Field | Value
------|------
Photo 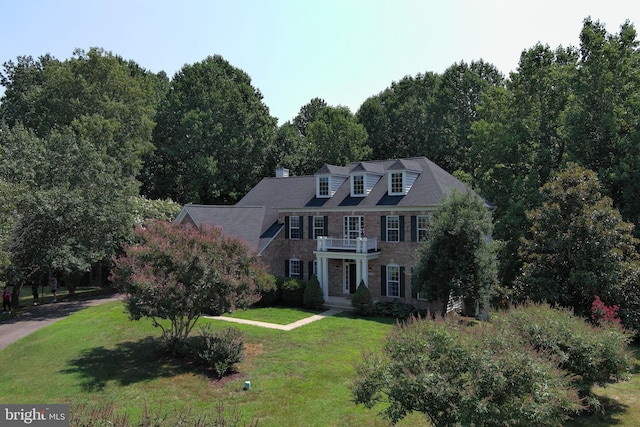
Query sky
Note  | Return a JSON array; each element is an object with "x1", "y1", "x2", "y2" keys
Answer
[{"x1": 1, "y1": 0, "x2": 639, "y2": 124}]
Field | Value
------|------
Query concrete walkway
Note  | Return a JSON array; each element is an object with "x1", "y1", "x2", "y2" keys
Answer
[{"x1": 204, "y1": 308, "x2": 344, "y2": 331}]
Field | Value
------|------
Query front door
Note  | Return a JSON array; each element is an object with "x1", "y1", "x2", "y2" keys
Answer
[{"x1": 344, "y1": 261, "x2": 357, "y2": 294}]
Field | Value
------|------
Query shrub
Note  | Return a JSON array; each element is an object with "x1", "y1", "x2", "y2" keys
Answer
[
  {"x1": 351, "y1": 280, "x2": 374, "y2": 315},
  {"x1": 374, "y1": 301, "x2": 417, "y2": 320},
  {"x1": 303, "y1": 275, "x2": 325, "y2": 309},
  {"x1": 281, "y1": 277, "x2": 306, "y2": 307},
  {"x1": 493, "y1": 303, "x2": 634, "y2": 412},
  {"x1": 197, "y1": 325, "x2": 245, "y2": 379},
  {"x1": 353, "y1": 315, "x2": 582, "y2": 426},
  {"x1": 255, "y1": 274, "x2": 282, "y2": 307},
  {"x1": 591, "y1": 295, "x2": 622, "y2": 327}
]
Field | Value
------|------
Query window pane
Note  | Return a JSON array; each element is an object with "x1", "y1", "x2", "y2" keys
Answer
[
  {"x1": 353, "y1": 175, "x2": 364, "y2": 195},
  {"x1": 387, "y1": 215, "x2": 399, "y2": 242},
  {"x1": 391, "y1": 172, "x2": 403, "y2": 193},
  {"x1": 313, "y1": 216, "x2": 325, "y2": 239},
  {"x1": 387, "y1": 265, "x2": 400, "y2": 297},
  {"x1": 319, "y1": 177, "x2": 329, "y2": 196},
  {"x1": 290, "y1": 216, "x2": 300, "y2": 239},
  {"x1": 417, "y1": 215, "x2": 429, "y2": 242}
]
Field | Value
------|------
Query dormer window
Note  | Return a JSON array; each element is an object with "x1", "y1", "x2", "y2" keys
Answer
[
  {"x1": 317, "y1": 176, "x2": 330, "y2": 198},
  {"x1": 389, "y1": 171, "x2": 405, "y2": 195},
  {"x1": 351, "y1": 174, "x2": 365, "y2": 197}
]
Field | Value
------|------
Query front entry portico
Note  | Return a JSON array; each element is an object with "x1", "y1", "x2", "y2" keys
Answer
[{"x1": 314, "y1": 236, "x2": 380, "y2": 300}]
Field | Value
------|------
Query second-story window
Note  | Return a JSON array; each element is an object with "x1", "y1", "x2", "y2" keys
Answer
[
  {"x1": 417, "y1": 215, "x2": 429, "y2": 242},
  {"x1": 344, "y1": 216, "x2": 364, "y2": 240},
  {"x1": 352, "y1": 174, "x2": 365, "y2": 196},
  {"x1": 386, "y1": 215, "x2": 400, "y2": 242},
  {"x1": 289, "y1": 216, "x2": 301, "y2": 239},
  {"x1": 313, "y1": 216, "x2": 325, "y2": 239}
]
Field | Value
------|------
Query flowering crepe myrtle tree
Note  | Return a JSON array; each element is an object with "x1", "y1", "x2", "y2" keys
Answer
[{"x1": 110, "y1": 220, "x2": 273, "y2": 349}]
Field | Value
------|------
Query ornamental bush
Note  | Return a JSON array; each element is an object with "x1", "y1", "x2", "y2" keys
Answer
[
  {"x1": 197, "y1": 325, "x2": 245, "y2": 379},
  {"x1": 353, "y1": 314, "x2": 582, "y2": 426},
  {"x1": 351, "y1": 280, "x2": 374, "y2": 315},
  {"x1": 493, "y1": 303, "x2": 634, "y2": 411},
  {"x1": 281, "y1": 277, "x2": 306, "y2": 307},
  {"x1": 303, "y1": 275, "x2": 325, "y2": 309}
]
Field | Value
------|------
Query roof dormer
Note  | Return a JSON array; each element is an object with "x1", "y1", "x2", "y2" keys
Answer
[
  {"x1": 349, "y1": 162, "x2": 384, "y2": 197},
  {"x1": 387, "y1": 160, "x2": 420, "y2": 196},
  {"x1": 315, "y1": 164, "x2": 349, "y2": 198}
]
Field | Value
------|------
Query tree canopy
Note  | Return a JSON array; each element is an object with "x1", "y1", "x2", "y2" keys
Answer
[{"x1": 413, "y1": 190, "x2": 497, "y2": 315}]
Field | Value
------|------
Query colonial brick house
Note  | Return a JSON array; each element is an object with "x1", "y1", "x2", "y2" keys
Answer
[{"x1": 175, "y1": 157, "x2": 487, "y2": 310}]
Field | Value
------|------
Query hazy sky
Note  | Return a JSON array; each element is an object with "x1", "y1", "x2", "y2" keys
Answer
[{"x1": 1, "y1": 0, "x2": 639, "y2": 123}]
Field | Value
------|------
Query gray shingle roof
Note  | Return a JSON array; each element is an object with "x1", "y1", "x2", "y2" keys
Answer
[{"x1": 175, "y1": 157, "x2": 488, "y2": 250}]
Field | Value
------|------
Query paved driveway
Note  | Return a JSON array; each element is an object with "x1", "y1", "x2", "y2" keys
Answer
[{"x1": 0, "y1": 294, "x2": 121, "y2": 350}]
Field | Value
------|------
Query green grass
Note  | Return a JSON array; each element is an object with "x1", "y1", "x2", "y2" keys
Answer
[
  {"x1": 223, "y1": 306, "x2": 324, "y2": 324},
  {"x1": 0, "y1": 302, "x2": 638, "y2": 426}
]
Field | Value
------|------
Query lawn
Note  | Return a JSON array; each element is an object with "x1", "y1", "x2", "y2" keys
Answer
[{"x1": 0, "y1": 302, "x2": 638, "y2": 426}]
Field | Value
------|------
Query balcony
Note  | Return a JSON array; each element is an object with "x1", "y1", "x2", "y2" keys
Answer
[{"x1": 316, "y1": 236, "x2": 378, "y2": 253}]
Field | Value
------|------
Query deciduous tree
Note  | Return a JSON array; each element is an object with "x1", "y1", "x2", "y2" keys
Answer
[
  {"x1": 516, "y1": 163, "x2": 640, "y2": 330},
  {"x1": 110, "y1": 220, "x2": 273, "y2": 350},
  {"x1": 413, "y1": 190, "x2": 497, "y2": 315}
]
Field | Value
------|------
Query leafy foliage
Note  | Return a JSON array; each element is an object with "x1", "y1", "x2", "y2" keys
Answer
[
  {"x1": 110, "y1": 220, "x2": 272, "y2": 351},
  {"x1": 303, "y1": 275, "x2": 324, "y2": 309},
  {"x1": 494, "y1": 303, "x2": 634, "y2": 411},
  {"x1": 280, "y1": 277, "x2": 306, "y2": 307},
  {"x1": 413, "y1": 189, "x2": 497, "y2": 315},
  {"x1": 351, "y1": 280, "x2": 374, "y2": 315},
  {"x1": 353, "y1": 307, "x2": 584, "y2": 426},
  {"x1": 196, "y1": 325, "x2": 245, "y2": 379},
  {"x1": 516, "y1": 163, "x2": 640, "y2": 330}
]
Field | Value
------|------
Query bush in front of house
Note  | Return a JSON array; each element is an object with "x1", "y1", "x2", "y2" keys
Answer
[
  {"x1": 196, "y1": 325, "x2": 246, "y2": 379},
  {"x1": 303, "y1": 275, "x2": 325, "y2": 309},
  {"x1": 351, "y1": 280, "x2": 374, "y2": 315},
  {"x1": 493, "y1": 303, "x2": 634, "y2": 412},
  {"x1": 374, "y1": 301, "x2": 418, "y2": 320},
  {"x1": 353, "y1": 310, "x2": 583, "y2": 426},
  {"x1": 281, "y1": 277, "x2": 306, "y2": 307},
  {"x1": 255, "y1": 274, "x2": 282, "y2": 307}
]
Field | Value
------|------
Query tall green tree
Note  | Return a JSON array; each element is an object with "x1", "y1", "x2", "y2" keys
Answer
[
  {"x1": 413, "y1": 190, "x2": 497, "y2": 315},
  {"x1": 304, "y1": 105, "x2": 371, "y2": 170},
  {"x1": 0, "y1": 48, "x2": 163, "y2": 177},
  {"x1": 565, "y1": 18, "x2": 640, "y2": 229},
  {"x1": 516, "y1": 163, "x2": 640, "y2": 330},
  {"x1": 143, "y1": 55, "x2": 277, "y2": 205},
  {"x1": 1, "y1": 126, "x2": 138, "y2": 297},
  {"x1": 470, "y1": 44, "x2": 578, "y2": 288}
]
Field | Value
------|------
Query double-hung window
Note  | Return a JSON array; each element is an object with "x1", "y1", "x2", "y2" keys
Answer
[
  {"x1": 318, "y1": 176, "x2": 329, "y2": 197},
  {"x1": 386, "y1": 264, "x2": 400, "y2": 297},
  {"x1": 390, "y1": 172, "x2": 404, "y2": 195},
  {"x1": 313, "y1": 216, "x2": 325, "y2": 239},
  {"x1": 386, "y1": 215, "x2": 400, "y2": 242},
  {"x1": 352, "y1": 174, "x2": 365, "y2": 196},
  {"x1": 289, "y1": 216, "x2": 301, "y2": 239},
  {"x1": 289, "y1": 259, "x2": 301, "y2": 278},
  {"x1": 417, "y1": 215, "x2": 429, "y2": 242}
]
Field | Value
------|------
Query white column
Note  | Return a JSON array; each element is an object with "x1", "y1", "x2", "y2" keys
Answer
[
  {"x1": 355, "y1": 259, "x2": 362, "y2": 289},
  {"x1": 320, "y1": 257, "x2": 329, "y2": 299},
  {"x1": 362, "y1": 258, "x2": 369, "y2": 287}
]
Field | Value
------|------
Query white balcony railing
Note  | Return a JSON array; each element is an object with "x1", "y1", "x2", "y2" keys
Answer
[{"x1": 316, "y1": 236, "x2": 378, "y2": 253}]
